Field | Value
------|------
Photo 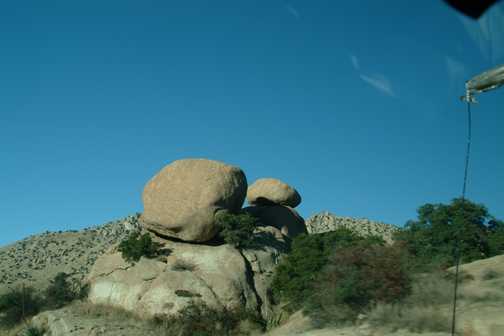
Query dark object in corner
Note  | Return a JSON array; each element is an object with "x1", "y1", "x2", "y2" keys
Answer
[{"x1": 444, "y1": 0, "x2": 501, "y2": 19}]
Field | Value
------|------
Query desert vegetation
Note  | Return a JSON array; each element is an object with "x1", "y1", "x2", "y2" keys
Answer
[
  {"x1": 2, "y1": 198, "x2": 504, "y2": 335},
  {"x1": 270, "y1": 198, "x2": 504, "y2": 333},
  {"x1": 0, "y1": 272, "x2": 88, "y2": 331}
]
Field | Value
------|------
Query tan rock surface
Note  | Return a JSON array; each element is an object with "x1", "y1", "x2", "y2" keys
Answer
[
  {"x1": 247, "y1": 178, "x2": 301, "y2": 208},
  {"x1": 140, "y1": 158, "x2": 247, "y2": 242}
]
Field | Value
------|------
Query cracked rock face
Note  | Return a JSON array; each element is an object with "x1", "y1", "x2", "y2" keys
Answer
[
  {"x1": 140, "y1": 159, "x2": 248, "y2": 243},
  {"x1": 86, "y1": 226, "x2": 288, "y2": 321}
]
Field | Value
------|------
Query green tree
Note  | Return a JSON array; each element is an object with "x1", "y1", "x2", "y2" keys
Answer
[
  {"x1": 395, "y1": 198, "x2": 499, "y2": 268},
  {"x1": 488, "y1": 219, "x2": 504, "y2": 256},
  {"x1": 44, "y1": 272, "x2": 75, "y2": 309},
  {"x1": 215, "y1": 212, "x2": 257, "y2": 249}
]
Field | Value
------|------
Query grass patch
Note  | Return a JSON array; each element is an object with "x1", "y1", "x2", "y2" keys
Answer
[
  {"x1": 367, "y1": 303, "x2": 450, "y2": 333},
  {"x1": 366, "y1": 271, "x2": 454, "y2": 333}
]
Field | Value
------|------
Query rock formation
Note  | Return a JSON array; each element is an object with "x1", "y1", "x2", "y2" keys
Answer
[
  {"x1": 305, "y1": 211, "x2": 398, "y2": 244},
  {"x1": 247, "y1": 178, "x2": 301, "y2": 208},
  {"x1": 140, "y1": 159, "x2": 247, "y2": 242},
  {"x1": 244, "y1": 178, "x2": 306, "y2": 238},
  {"x1": 86, "y1": 226, "x2": 288, "y2": 321}
]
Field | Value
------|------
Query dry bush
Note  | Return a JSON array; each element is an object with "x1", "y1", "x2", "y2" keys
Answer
[
  {"x1": 407, "y1": 271, "x2": 454, "y2": 306},
  {"x1": 367, "y1": 271, "x2": 454, "y2": 333},
  {"x1": 367, "y1": 303, "x2": 451, "y2": 333}
]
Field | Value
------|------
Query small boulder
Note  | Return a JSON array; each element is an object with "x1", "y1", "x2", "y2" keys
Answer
[
  {"x1": 247, "y1": 178, "x2": 301, "y2": 208},
  {"x1": 140, "y1": 159, "x2": 247, "y2": 242},
  {"x1": 243, "y1": 205, "x2": 307, "y2": 238}
]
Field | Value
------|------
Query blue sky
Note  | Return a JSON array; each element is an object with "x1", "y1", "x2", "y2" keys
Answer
[{"x1": 1, "y1": 1, "x2": 503, "y2": 247}]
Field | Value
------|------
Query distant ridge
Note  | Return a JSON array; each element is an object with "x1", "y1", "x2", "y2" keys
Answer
[{"x1": 305, "y1": 211, "x2": 398, "y2": 244}]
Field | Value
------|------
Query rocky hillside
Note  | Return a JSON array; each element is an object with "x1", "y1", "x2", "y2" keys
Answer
[
  {"x1": 0, "y1": 211, "x2": 398, "y2": 298},
  {"x1": 0, "y1": 214, "x2": 141, "y2": 296},
  {"x1": 306, "y1": 211, "x2": 398, "y2": 244}
]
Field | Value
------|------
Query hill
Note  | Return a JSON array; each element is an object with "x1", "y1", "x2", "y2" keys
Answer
[{"x1": 0, "y1": 215, "x2": 141, "y2": 297}]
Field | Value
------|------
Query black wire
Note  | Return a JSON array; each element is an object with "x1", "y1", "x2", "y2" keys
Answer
[
  {"x1": 451, "y1": 101, "x2": 472, "y2": 336},
  {"x1": 462, "y1": 101, "x2": 472, "y2": 202}
]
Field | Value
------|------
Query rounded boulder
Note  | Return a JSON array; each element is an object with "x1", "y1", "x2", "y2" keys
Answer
[
  {"x1": 140, "y1": 158, "x2": 247, "y2": 242},
  {"x1": 247, "y1": 178, "x2": 301, "y2": 208}
]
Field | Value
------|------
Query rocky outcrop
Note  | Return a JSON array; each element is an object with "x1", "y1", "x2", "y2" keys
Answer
[
  {"x1": 247, "y1": 178, "x2": 301, "y2": 208},
  {"x1": 86, "y1": 227, "x2": 288, "y2": 321},
  {"x1": 140, "y1": 159, "x2": 247, "y2": 242},
  {"x1": 305, "y1": 212, "x2": 397, "y2": 244},
  {"x1": 244, "y1": 205, "x2": 307, "y2": 238}
]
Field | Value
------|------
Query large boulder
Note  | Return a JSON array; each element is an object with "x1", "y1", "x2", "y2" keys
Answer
[
  {"x1": 247, "y1": 178, "x2": 301, "y2": 208},
  {"x1": 140, "y1": 159, "x2": 247, "y2": 242},
  {"x1": 86, "y1": 229, "x2": 288, "y2": 321},
  {"x1": 243, "y1": 205, "x2": 307, "y2": 238}
]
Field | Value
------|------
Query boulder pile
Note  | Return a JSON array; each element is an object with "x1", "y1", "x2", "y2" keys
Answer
[
  {"x1": 86, "y1": 158, "x2": 306, "y2": 322},
  {"x1": 244, "y1": 178, "x2": 306, "y2": 238}
]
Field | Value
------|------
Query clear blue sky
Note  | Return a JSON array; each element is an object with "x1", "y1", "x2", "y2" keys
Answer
[{"x1": 1, "y1": 1, "x2": 503, "y2": 247}]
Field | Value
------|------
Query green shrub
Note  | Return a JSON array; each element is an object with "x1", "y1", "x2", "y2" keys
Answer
[
  {"x1": 118, "y1": 232, "x2": 162, "y2": 263},
  {"x1": 304, "y1": 243, "x2": 411, "y2": 326},
  {"x1": 270, "y1": 228, "x2": 384, "y2": 311},
  {"x1": 44, "y1": 272, "x2": 76, "y2": 309},
  {"x1": 215, "y1": 212, "x2": 257, "y2": 249},
  {"x1": 488, "y1": 219, "x2": 504, "y2": 256},
  {"x1": 0, "y1": 286, "x2": 43, "y2": 328}
]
